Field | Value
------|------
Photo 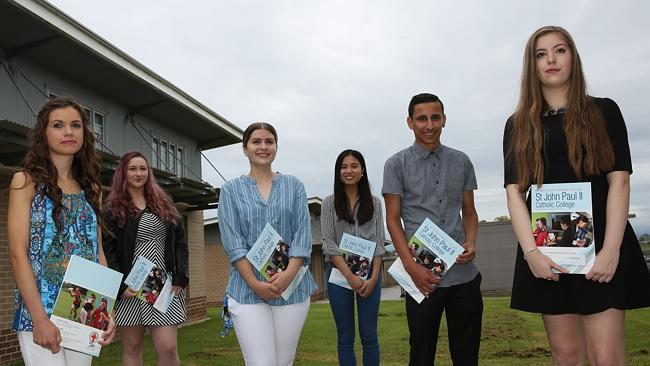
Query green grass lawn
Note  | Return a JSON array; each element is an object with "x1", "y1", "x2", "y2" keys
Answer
[{"x1": 90, "y1": 297, "x2": 650, "y2": 366}]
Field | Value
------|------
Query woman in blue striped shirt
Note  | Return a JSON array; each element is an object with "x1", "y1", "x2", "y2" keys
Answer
[{"x1": 218, "y1": 122, "x2": 317, "y2": 366}]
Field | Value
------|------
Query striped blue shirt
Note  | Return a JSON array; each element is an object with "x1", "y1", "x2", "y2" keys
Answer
[{"x1": 218, "y1": 173, "x2": 317, "y2": 305}]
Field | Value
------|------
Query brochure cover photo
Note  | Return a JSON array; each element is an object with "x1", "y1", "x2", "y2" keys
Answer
[
  {"x1": 123, "y1": 255, "x2": 175, "y2": 313},
  {"x1": 408, "y1": 218, "x2": 464, "y2": 278},
  {"x1": 531, "y1": 182, "x2": 595, "y2": 274},
  {"x1": 246, "y1": 223, "x2": 307, "y2": 300},
  {"x1": 50, "y1": 255, "x2": 122, "y2": 357},
  {"x1": 388, "y1": 218, "x2": 465, "y2": 303},
  {"x1": 328, "y1": 233, "x2": 377, "y2": 290}
]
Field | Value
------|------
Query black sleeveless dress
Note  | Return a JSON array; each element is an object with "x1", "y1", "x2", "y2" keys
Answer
[{"x1": 503, "y1": 97, "x2": 650, "y2": 315}]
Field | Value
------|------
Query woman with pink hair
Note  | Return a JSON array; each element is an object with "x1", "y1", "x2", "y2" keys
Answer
[{"x1": 103, "y1": 151, "x2": 188, "y2": 366}]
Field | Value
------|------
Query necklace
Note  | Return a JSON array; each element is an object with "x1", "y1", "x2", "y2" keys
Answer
[{"x1": 543, "y1": 107, "x2": 567, "y2": 116}]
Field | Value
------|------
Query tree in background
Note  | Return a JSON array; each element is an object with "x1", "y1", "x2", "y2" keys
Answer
[{"x1": 639, "y1": 234, "x2": 650, "y2": 246}]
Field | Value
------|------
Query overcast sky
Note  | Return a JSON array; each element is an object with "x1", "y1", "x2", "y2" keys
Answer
[{"x1": 49, "y1": 0, "x2": 650, "y2": 234}]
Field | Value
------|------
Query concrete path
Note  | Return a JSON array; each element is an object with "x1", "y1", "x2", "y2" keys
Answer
[{"x1": 380, "y1": 285, "x2": 403, "y2": 301}]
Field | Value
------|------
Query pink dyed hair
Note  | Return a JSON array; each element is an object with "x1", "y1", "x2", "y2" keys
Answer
[{"x1": 106, "y1": 151, "x2": 178, "y2": 227}]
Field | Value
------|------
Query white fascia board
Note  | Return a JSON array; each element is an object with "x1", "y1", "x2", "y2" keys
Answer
[
  {"x1": 308, "y1": 197, "x2": 322, "y2": 205},
  {"x1": 11, "y1": 0, "x2": 243, "y2": 141},
  {"x1": 204, "y1": 217, "x2": 219, "y2": 226}
]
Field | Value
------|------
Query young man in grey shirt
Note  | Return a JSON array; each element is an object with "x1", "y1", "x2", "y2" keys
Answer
[{"x1": 382, "y1": 93, "x2": 483, "y2": 365}]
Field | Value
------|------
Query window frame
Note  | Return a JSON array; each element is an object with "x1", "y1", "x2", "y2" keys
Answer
[{"x1": 151, "y1": 133, "x2": 185, "y2": 177}]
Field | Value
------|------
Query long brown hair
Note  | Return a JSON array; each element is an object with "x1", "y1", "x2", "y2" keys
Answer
[
  {"x1": 21, "y1": 96, "x2": 103, "y2": 233},
  {"x1": 507, "y1": 26, "x2": 614, "y2": 190}
]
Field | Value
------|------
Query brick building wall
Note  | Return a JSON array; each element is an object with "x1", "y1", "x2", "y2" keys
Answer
[
  {"x1": 184, "y1": 210, "x2": 208, "y2": 323},
  {"x1": 310, "y1": 245, "x2": 326, "y2": 301},
  {"x1": 204, "y1": 244, "x2": 231, "y2": 307},
  {"x1": 0, "y1": 166, "x2": 21, "y2": 365}
]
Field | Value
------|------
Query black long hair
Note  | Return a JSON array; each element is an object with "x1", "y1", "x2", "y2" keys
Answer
[{"x1": 333, "y1": 149, "x2": 374, "y2": 225}]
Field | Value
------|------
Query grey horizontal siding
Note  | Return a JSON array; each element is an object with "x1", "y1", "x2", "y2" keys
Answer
[{"x1": 0, "y1": 57, "x2": 200, "y2": 176}]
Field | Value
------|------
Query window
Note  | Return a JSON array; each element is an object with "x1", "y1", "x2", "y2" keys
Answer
[
  {"x1": 161, "y1": 140, "x2": 169, "y2": 170},
  {"x1": 83, "y1": 108, "x2": 105, "y2": 146},
  {"x1": 176, "y1": 146, "x2": 184, "y2": 177},
  {"x1": 151, "y1": 137, "x2": 160, "y2": 169},
  {"x1": 169, "y1": 143, "x2": 177, "y2": 174},
  {"x1": 79, "y1": 107, "x2": 105, "y2": 145},
  {"x1": 92, "y1": 111, "x2": 105, "y2": 145},
  {"x1": 47, "y1": 92, "x2": 105, "y2": 146},
  {"x1": 151, "y1": 134, "x2": 185, "y2": 177}
]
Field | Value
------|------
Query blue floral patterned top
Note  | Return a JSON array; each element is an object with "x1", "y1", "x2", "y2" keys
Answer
[{"x1": 13, "y1": 187, "x2": 99, "y2": 332}]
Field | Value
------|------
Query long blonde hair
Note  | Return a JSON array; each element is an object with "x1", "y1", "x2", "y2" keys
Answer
[{"x1": 507, "y1": 26, "x2": 614, "y2": 190}]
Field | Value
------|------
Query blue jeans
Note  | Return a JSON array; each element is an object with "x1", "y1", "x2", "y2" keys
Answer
[{"x1": 327, "y1": 263, "x2": 381, "y2": 366}]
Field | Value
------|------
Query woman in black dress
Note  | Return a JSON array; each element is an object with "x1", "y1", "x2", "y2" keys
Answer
[{"x1": 503, "y1": 26, "x2": 650, "y2": 365}]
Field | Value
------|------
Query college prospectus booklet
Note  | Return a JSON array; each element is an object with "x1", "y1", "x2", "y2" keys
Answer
[
  {"x1": 123, "y1": 255, "x2": 175, "y2": 313},
  {"x1": 246, "y1": 223, "x2": 308, "y2": 300},
  {"x1": 531, "y1": 182, "x2": 595, "y2": 274},
  {"x1": 50, "y1": 255, "x2": 122, "y2": 357},
  {"x1": 388, "y1": 218, "x2": 465, "y2": 303},
  {"x1": 387, "y1": 257, "x2": 425, "y2": 303},
  {"x1": 328, "y1": 233, "x2": 377, "y2": 290}
]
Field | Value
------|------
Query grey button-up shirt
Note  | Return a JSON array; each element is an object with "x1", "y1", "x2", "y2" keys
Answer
[{"x1": 382, "y1": 142, "x2": 479, "y2": 287}]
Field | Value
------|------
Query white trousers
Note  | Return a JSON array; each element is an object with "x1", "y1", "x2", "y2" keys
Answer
[
  {"x1": 228, "y1": 296, "x2": 310, "y2": 366},
  {"x1": 17, "y1": 331, "x2": 92, "y2": 366}
]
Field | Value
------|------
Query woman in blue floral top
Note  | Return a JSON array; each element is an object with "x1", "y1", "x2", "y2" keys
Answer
[{"x1": 8, "y1": 97, "x2": 115, "y2": 366}]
